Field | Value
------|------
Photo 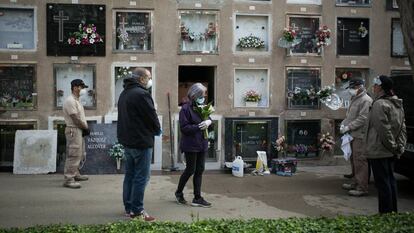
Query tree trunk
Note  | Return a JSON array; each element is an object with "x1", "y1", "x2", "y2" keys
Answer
[{"x1": 397, "y1": 0, "x2": 414, "y2": 71}]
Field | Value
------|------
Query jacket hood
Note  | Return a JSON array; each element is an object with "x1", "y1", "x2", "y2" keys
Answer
[
  {"x1": 385, "y1": 95, "x2": 403, "y2": 109},
  {"x1": 123, "y1": 77, "x2": 144, "y2": 89}
]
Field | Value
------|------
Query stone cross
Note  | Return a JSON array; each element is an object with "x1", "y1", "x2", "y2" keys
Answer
[
  {"x1": 339, "y1": 24, "x2": 348, "y2": 48},
  {"x1": 53, "y1": 10, "x2": 69, "y2": 42},
  {"x1": 119, "y1": 16, "x2": 128, "y2": 29}
]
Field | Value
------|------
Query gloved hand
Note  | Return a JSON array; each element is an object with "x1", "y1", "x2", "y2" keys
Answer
[
  {"x1": 198, "y1": 120, "x2": 212, "y2": 130},
  {"x1": 340, "y1": 125, "x2": 350, "y2": 134},
  {"x1": 82, "y1": 128, "x2": 90, "y2": 137}
]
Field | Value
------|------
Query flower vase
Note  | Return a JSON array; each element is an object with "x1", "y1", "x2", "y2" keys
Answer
[
  {"x1": 245, "y1": 101, "x2": 258, "y2": 107},
  {"x1": 182, "y1": 40, "x2": 187, "y2": 51},
  {"x1": 143, "y1": 39, "x2": 148, "y2": 50},
  {"x1": 209, "y1": 39, "x2": 214, "y2": 51},
  {"x1": 119, "y1": 42, "x2": 124, "y2": 50},
  {"x1": 202, "y1": 40, "x2": 207, "y2": 52},
  {"x1": 116, "y1": 158, "x2": 121, "y2": 170}
]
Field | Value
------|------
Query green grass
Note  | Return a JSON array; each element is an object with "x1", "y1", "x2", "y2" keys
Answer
[{"x1": 1, "y1": 213, "x2": 413, "y2": 233}]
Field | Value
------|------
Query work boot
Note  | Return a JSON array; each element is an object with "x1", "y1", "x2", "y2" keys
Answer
[
  {"x1": 74, "y1": 175, "x2": 89, "y2": 181},
  {"x1": 63, "y1": 181, "x2": 81, "y2": 189}
]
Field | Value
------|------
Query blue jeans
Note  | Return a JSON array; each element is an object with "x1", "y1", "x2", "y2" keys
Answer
[{"x1": 123, "y1": 147, "x2": 152, "y2": 214}]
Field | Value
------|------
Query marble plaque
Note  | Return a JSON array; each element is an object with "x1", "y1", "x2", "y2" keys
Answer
[
  {"x1": 46, "y1": 3, "x2": 106, "y2": 56},
  {"x1": 13, "y1": 130, "x2": 57, "y2": 174},
  {"x1": 336, "y1": 0, "x2": 371, "y2": 5},
  {"x1": 235, "y1": 15, "x2": 269, "y2": 52},
  {"x1": 115, "y1": 11, "x2": 152, "y2": 51},
  {"x1": 54, "y1": 64, "x2": 96, "y2": 109},
  {"x1": 234, "y1": 69, "x2": 269, "y2": 107},
  {"x1": 337, "y1": 18, "x2": 369, "y2": 56},
  {"x1": 0, "y1": 8, "x2": 35, "y2": 50},
  {"x1": 286, "y1": 68, "x2": 320, "y2": 109}
]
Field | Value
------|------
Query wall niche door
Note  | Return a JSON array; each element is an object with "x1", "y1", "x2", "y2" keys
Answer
[
  {"x1": 234, "y1": 15, "x2": 269, "y2": 52},
  {"x1": 0, "y1": 7, "x2": 36, "y2": 50},
  {"x1": 234, "y1": 69, "x2": 269, "y2": 108},
  {"x1": 54, "y1": 64, "x2": 96, "y2": 109},
  {"x1": 179, "y1": 10, "x2": 218, "y2": 54}
]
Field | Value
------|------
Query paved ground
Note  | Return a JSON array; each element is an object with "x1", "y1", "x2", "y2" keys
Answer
[{"x1": 1, "y1": 165, "x2": 414, "y2": 229}]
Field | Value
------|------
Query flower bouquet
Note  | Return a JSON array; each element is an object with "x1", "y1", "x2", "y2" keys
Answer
[
  {"x1": 67, "y1": 23, "x2": 104, "y2": 45},
  {"x1": 204, "y1": 22, "x2": 216, "y2": 39},
  {"x1": 117, "y1": 27, "x2": 129, "y2": 48},
  {"x1": 180, "y1": 23, "x2": 195, "y2": 42},
  {"x1": 273, "y1": 135, "x2": 287, "y2": 157},
  {"x1": 109, "y1": 143, "x2": 125, "y2": 170},
  {"x1": 237, "y1": 34, "x2": 265, "y2": 49},
  {"x1": 317, "y1": 84, "x2": 335, "y2": 101},
  {"x1": 193, "y1": 102, "x2": 215, "y2": 139},
  {"x1": 116, "y1": 67, "x2": 132, "y2": 81},
  {"x1": 278, "y1": 27, "x2": 301, "y2": 48},
  {"x1": 358, "y1": 22, "x2": 368, "y2": 38},
  {"x1": 315, "y1": 25, "x2": 331, "y2": 47},
  {"x1": 320, "y1": 133, "x2": 335, "y2": 152},
  {"x1": 336, "y1": 71, "x2": 352, "y2": 84},
  {"x1": 287, "y1": 86, "x2": 317, "y2": 101}
]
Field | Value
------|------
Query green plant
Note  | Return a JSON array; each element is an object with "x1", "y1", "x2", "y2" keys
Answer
[{"x1": 237, "y1": 34, "x2": 265, "y2": 49}]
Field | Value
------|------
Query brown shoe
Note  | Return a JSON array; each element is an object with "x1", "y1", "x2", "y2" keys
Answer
[
  {"x1": 130, "y1": 210, "x2": 156, "y2": 222},
  {"x1": 74, "y1": 175, "x2": 89, "y2": 181},
  {"x1": 63, "y1": 181, "x2": 81, "y2": 189}
]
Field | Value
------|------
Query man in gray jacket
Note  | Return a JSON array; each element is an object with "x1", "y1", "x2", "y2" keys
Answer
[
  {"x1": 340, "y1": 78, "x2": 372, "y2": 196},
  {"x1": 365, "y1": 75, "x2": 406, "y2": 213}
]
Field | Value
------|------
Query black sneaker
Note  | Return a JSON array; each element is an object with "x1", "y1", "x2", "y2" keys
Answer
[
  {"x1": 175, "y1": 192, "x2": 187, "y2": 205},
  {"x1": 191, "y1": 197, "x2": 212, "y2": 208}
]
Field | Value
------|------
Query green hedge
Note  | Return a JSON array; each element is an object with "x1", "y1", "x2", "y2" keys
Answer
[{"x1": 1, "y1": 213, "x2": 414, "y2": 233}]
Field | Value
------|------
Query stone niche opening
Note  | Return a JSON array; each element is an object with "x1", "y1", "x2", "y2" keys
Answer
[
  {"x1": 54, "y1": 64, "x2": 96, "y2": 109},
  {"x1": 234, "y1": 14, "x2": 269, "y2": 52},
  {"x1": 287, "y1": 15, "x2": 320, "y2": 56},
  {"x1": 234, "y1": 69, "x2": 269, "y2": 108},
  {"x1": 0, "y1": 7, "x2": 36, "y2": 50},
  {"x1": 179, "y1": 10, "x2": 218, "y2": 54},
  {"x1": 0, "y1": 122, "x2": 36, "y2": 172},
  {"x1": 285, "y1": 120, "x2": 320, "y2": 158},
  {"x1": 178, "y1": 66, "x2": 215, "y2": 106}
]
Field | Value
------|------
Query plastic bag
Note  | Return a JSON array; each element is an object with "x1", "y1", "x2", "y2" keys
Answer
[
  {"x1": 232, "y1": 156, "x2": 244, "y2": 178},
  {"x1": 252, "y1": 151, "x2": 270, "y2": 175}
]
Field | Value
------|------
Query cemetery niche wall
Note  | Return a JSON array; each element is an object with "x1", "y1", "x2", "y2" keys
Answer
[
  {"x1": 114, "y1": 10, "x2": 152, "y2": 52},
  {"x1": 234, "y1": 69, "x2": 269, "y2": 108},
  {"x1": 286, "y1": 67, "x2": 320, "y2": 109},
  {"x1": 47, "y1": 3, "x2": 105, "y2": 56},
  {"x1": 286, "y1": 0, "x2": 321, "y2": 4},
  {"x1": 0, "y1": 7, "x2": 36, "y2": 50},
  {"x1": 286, "y1": 120, "x2": 320, "y2": 158},
  {"x1": 179, "y1": 10, "x2": 218, "y2": 54},
  {"x1": 391, "y1": 18, "x2": 407, "y2": 57},
  {"x1": 288, "y1": 16, "x2": 320, "y2": 55},
  {"x1": 54, "y1": 64, "x2": 96, "y2": 109},
  {"x1": 336, "y1": 0, "x2": 371, "y2": 6},
  {"x1": 0, "y1": 65, "x2": 36, "y2": 110},
  {"x1": 225, "y1": 117, "x2": 278, "y2": 163},
  {"x1": 234, "y1": 15, "x2": 269, "y2": 52},
  {"x1": 337, "y1": 18, "x2": 369, "y2": 56}
]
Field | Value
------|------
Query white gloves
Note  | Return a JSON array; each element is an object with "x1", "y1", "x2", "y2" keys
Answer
[
  {"x1": 340, "y1": 125, "x2": 350, "y2": 134},
  {"x1": 198, "y1": 120, "x2": 212, "y2": 130}
]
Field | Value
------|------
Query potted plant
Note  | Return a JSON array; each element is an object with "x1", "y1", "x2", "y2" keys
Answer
[
  {"x1": 108, "y1": 142, "x2": 125, "y2": 170},
  {"x1": 243, "y1": 90, "x2": 261, "y2": 107}
]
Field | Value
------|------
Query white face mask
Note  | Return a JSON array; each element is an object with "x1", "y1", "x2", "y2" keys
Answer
[
  {"x1": 146, "y1": 79, "x2": 153, "y2": 89},
  {"x1": 196, "y1": 97, "x2": 205, "y2": 105},
  {"x1": 348, "y1": 89, "x2": 358, "y2": 96},
  {"x1": 79, "y1": 89, "x2": 87, "y2": 96}
]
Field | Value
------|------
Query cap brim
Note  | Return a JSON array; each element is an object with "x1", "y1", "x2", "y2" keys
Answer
[{"x1": 82, "y1": 84, "x2": 89, "y2": 88}]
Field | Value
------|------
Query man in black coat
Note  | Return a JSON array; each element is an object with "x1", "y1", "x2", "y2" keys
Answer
[{"x1": 117, "y1": 67, "x2": 161, "y2": 221}]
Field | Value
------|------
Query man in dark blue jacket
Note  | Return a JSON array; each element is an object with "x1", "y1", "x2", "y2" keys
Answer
[{"x1": 117, "y1": 67, "x2": 160, "y2": 222}]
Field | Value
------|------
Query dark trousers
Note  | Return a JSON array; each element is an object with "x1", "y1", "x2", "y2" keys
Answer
[
  {"x1": 176, "y1": 152, "x2": 206, "y2": 199},
  {"x1": 369, "y1": 157, "x2": 398, "y2": 214}
]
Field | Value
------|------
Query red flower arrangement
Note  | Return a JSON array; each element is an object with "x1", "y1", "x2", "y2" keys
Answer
[
  {"x1": 336, "y1": 71, "x2": 352, "y2": 83},
  {"x1": 67, "y1": 23, "x2": 104, "y2": 46},
  {"x1": 315, "y1": 25, "x2": 331, "y2": 47}
]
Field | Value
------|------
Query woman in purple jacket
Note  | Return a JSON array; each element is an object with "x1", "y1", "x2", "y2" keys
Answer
[{"x1": 175, "y1": 83, "x2": 212, "y2": 208}]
